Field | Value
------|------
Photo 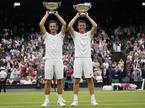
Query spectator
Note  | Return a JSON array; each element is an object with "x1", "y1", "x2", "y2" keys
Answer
[
  {"x1": 93, "y1": 67, "x2": 102, "y2": 83},
  {"x1": 125, "y1": 55, "x2": 133, "y2": 81},
  {"x1": 111, "y1": 65, "x2": 122, "y2": 82},
  {"x1": 0, "y1": 67, "x2": 7, "y2": 93},
  {"x1": 101, "y1": 63, "x2": 110, "y2": 85}
]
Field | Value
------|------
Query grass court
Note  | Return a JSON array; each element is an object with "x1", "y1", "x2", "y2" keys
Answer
[{"x1": 0, "y1": 90, "x2": 145, "y2": 108}]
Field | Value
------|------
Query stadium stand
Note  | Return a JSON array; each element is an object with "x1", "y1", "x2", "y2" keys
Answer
[{"x1": 0, "y1": 0, "x2": 145, "y2": 90}]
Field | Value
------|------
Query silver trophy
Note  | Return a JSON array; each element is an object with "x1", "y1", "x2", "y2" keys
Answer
[
  {"x1": 43, "y1": 2, "x2": 61, "y2": 11},
  {"x1": 73, "y1": 2, "x2": 92, "y2": 15}
]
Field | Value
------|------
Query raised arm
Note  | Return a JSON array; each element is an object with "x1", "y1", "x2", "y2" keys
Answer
[
  {"x1": 68, "y1": 13, "x2": 79, "y2": 37},
  {"x1": 39, "y1": 11, "x2": 49, "y2": 35},
  {"x1": 54, "y1": 11, "x2": 66, "y2": 37},
  {"x1": 85, "y1": 13, "x2": 97, "y2": 36}
]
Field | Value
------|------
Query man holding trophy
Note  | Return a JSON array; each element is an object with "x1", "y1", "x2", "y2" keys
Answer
[
  {"x1": 39, "y1": 2, "x2": 66, "y2": 107},
  {"x1": 68, "y1": 3, "x2": 99, "y2": 106}
]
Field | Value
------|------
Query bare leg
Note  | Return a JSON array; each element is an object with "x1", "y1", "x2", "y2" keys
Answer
[
  {"x1": 44, "y1": 80, "x2": 51, "y2": 95},
  {"x1": 71, "y1": 78, "x2": 80, "y2": 106},
  {"x1": 73, "y1": 78, "x2": 80, "y2": 95},
  {"x1": 87, "y1": 78, "x2": 99, "y2": 106},
  {"x1": 87, "y1": 78, "x2": 95, "y2": 95},
  {"x1": 41, "y1": 80, "x2": 51, "y2": 107},
  {"x1": 3, "y1": 79, "x2": 6, "y2": 92},
  {"x1": 57, "y1": 79, "x2": 63, "y2": 94},
  {"x1": 57, "y1": 79, "x2": 65, "y2": 106}
]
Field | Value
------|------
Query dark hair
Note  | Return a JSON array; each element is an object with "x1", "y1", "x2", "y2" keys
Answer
[
  {"x1": 78, "y1": 20, "x2": 86, "y2": 25},
  {"x1": 48, "y1": 20, "x2": 58, "y2": 26}
]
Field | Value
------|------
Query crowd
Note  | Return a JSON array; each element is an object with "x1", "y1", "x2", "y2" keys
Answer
[{"x1": 0, "y1": 20, "x2": 145, "y2": 87}]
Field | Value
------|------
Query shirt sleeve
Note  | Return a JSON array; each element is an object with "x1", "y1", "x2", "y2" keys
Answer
[
  {"x1": 87, "y1": 31, "x2": 93, "y2": 38},
  {"x1": 72, "y1": 31, "x2": 78, "y2": 39},
  {"x1": 43, "y1": 32, "x2": 48, "y2": 41},
  {"x1": 58, "y1": 32, "x2": 64, "y2": 39}
]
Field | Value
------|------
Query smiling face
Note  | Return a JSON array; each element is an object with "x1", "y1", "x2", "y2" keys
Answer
[
  {"x1": 77, "y1": 20, "x2": 86, "y2": 34},
  {"x1": 49, "y1": 20, "x2": 58, "y2": 35}
]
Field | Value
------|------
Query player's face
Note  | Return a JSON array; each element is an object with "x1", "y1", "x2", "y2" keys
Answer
[
  {"x1": 49, "y1": 23, "x2": 57, "y2": 34},
  {"x1": 78, "y1": 22, "x2": 86, "y2": 33}
]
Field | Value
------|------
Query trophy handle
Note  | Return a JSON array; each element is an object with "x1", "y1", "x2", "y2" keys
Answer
[
  {"x1": 58, "y1": 2, "x2": 61, "y2": 6},
  {"x1": 43, "y1": 1, "x2": 46, "y2": 7},
  {"x1": 88, "y1": 4, "x2": 92, "y2": 9},
  {"x1": 73, "y1": 5, "x2": 76, "y2": 9}
]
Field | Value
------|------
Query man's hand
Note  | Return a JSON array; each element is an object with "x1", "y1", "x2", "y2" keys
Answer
[
  {"x1": 48, "y1": 11, "x2": 59, "y2": 16},
  {"x1": 48, "y1": 11, "x2": 55, "y2": 14},
  {"x1": 53, "y1": 11, "x2": 66, "y2": 36},
  {"x1": 85, "y1": 12, "x2": 89, "y2": 17},
  {"x1": 79, "y1": 12, "x2": 89, "y2": 17},
  {"x1": 45, "y1": 11, "x2": 49, "y2": 15},
  {"x1": 54, "y1": 11, "x2": 59, "y2": 16},
  {"x1": 76, "y1": 12, "x2": 80, "y2": 17},
  {"x1": 83, "y1": 12, "x2": 97, "y2": 36}
]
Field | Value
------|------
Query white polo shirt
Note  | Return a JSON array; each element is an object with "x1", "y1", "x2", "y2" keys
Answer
[
  {"x1": 43, "y1": 32, "x2": 63, "y2": 59},
  {"x1": 73, "y1": 31, "x2": 92, "y2": 58}
]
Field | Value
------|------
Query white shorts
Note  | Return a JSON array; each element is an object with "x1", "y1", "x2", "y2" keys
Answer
[
  {"x1": 44, "y1": 59, "x2": 64, "y2": 80},
  {"x1": 73, "y1": 58, "x2": 93, "y2": 78}
]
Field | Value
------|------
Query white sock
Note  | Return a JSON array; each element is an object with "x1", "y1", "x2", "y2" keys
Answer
[
  {"x1": 91, "y1": 94, "x2": 96, "y2": 100},
  {"x1": 56, "y1": 93, "x2": 58, "y2": 98},
  {"x1": 45, "y1": 95, "x2": 49, "y2": 102},
  {"x1": 58, "y1": 94, "x2": 62, "y2": 99},
  {"x1": 73, "y1": 94, "x2": 78, "y2": 101}
]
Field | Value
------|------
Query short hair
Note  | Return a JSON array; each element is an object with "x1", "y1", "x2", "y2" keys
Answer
[
  {"x1": 48, "y1": 20, "x2": 58, "y2": 26},
  {"x1": 78, "y1": 20, "x2": 86, "y2": 25}
]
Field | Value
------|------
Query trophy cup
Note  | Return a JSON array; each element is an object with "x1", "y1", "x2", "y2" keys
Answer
[
  {"x1": 43, "y1": 1, "x2": 61, "y2": 11},
  {"x1": 73, "y1": 2, "x2": 92, "y2": 15}
]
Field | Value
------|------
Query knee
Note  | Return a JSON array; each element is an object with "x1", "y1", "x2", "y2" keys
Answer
[
  {"x1": 45, "y1": 80, "x2": 51, "y2": 85},
  {"x1": 87, "y1": 78, "x2": 93, "y2": 84},
  {"x1": 74, "y1": 79, "x2": 80, "y2": 85},
  {"x1": 57, "y1": 80, "x2": 62, "y2": 85}
]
